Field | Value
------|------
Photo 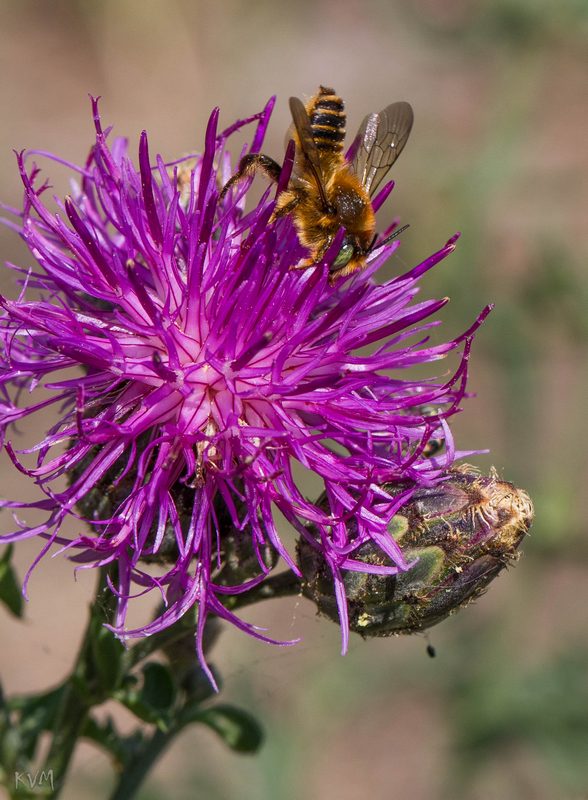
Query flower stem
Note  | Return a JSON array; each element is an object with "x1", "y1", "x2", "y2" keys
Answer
[
  {"x1": 41, "y1": 568, "x2": 115, "y2": 798},
  {"x1": 222, "y1": 569, "x2": 303, "y2": 611},
  {"x1": 107, "y1": 726, "x2": 179, "y2": 800},
  {"x1": 105, "y1": 572, "x2": 302, "y2": 800},
  {"x1": 41, "y1": 681, "x2": 92, "y2": 798},
  {"x1": 28, "y1": 568, "x2": 301, "y2": 799}
]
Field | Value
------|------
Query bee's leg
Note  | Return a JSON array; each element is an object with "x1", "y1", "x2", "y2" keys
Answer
[
  {"x1": 270, "y1": 189, "x2": 300, "y2": 222},
  {"x1": 290, "y1": 238, "x2": 332, "y2": 271},
  {"x1": 220, "y1": 154, "x2": 282, "y2": 201},
  {"x1": 290, "y1": 256, "x2": 316, "y2": 271}
]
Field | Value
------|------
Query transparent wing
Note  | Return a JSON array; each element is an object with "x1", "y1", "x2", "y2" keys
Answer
[
  {"x1": 288, "y1": 96, "x2": 329, "y2": 209},
  {"x1": 283, "y1": 120, "x2": 296, "y2": 151},
  {"x1": 351, "y1": 101, "x2": 414, "y2": 196}
]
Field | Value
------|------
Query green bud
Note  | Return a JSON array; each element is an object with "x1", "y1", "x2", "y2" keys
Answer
[{"x1": 298, "y1": 466, "x2": 533, "y2": 637}]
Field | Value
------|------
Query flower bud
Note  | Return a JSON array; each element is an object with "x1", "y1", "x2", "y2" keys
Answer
[{"x1": 298, "y1": 466, "x2": 533, "y2": 637}]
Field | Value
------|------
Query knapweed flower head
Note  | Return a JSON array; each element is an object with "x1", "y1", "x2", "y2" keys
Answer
[{"x1": 0, "y1": 96, "x2": 491, "y2": 681}]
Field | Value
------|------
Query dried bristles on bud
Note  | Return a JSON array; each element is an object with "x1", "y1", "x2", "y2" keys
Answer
[{"x1": 298, "y1": 466, "x2": 534, "y2": 638}]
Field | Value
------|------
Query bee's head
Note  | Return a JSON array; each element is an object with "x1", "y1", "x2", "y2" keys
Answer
[
  {"x1": 331, "y1": 236, "x2": 357, "y2": 271},
  {"x1": 330, "y1": 233, "x2": 372, "y2": 276},
  {"x1": 329, "y1": 224, "x2": 410, "y2": 279}
]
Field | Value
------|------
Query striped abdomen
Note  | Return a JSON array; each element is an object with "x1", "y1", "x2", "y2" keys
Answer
[{"x1": 308, "y1": 86, "x2": 346, "y2": 152}]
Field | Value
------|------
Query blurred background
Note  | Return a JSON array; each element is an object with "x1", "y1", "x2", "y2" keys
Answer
[{"x1": 1, "y1": 1, "x2": 587, "y2": 798}]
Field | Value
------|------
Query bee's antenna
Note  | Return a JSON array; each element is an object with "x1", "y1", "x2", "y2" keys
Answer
[{"x1": 368, "y1": 223, "x2": 410, "y2": 254}]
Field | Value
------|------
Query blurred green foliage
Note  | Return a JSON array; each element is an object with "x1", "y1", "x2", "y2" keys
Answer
[
  {"x1": 192, "y1": 3, "x2": 588, "y2": 800},
  {"x1": 449, "y1": 647, "x2": 588, "y2": 796}
]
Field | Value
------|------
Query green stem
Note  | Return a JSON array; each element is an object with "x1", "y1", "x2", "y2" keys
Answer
[
  {"x1": 41, "y1": 684, "x2": 91, "y2": 798},
  {"x1": 41, "y1": 568, "x2": 114, "y2": 798},
  {"x1": 105, "y1": 571, "x2": 302, "y2": 800},
  {"x1": 25, "y1": 567, "x2": 301, "y2": 799},
  {"x1": 223, "y1": 569, "x2": 303, "y2": 611},
  {"x1": 107, "y1": 726, "x2": 179, "y2": 800}
]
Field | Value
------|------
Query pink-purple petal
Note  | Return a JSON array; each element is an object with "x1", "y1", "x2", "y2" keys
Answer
[{"x1": 0, "y1": 96, "x2": 490, "y2": 673}]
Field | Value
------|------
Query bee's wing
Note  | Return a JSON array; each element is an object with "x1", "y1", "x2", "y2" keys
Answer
[
  {"x1": 288, "y1": 96, "x2": 330, "y2": 209},
  {"x1": 284, "y1": 121, "x2": 296, "y2": 151},
  {"x1": 351, "y1": 101, "x2": 413, "y2": 196}
]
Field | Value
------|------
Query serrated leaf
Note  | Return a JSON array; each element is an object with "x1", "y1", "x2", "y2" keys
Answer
[
  {"x1": 186, "y1": 704, "x2": 264, "y2": 753},
  {"x1": 0, "y1": 545, "x2": 24, "y2": 618}
]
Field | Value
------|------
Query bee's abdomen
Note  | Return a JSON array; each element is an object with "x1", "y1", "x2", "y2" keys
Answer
[{"x1": 309, "y1": 86, "x2": 346, "y2": 152}]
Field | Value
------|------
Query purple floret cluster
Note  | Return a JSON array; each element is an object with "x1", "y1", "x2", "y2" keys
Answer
[{"x1": 0, "y1": 97, "x2": 489, "y2": 680}]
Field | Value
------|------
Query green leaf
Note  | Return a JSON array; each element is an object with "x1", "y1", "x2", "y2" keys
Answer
[
  {"x1": 0, "y1": 545, "x2": 24, "y2": 618},
  {"x1": 82, "y1": 715, "x2": 144, "y2": 768},
  {"x1": 3, "y1": 685, "x2": 66, "y2": 763},
  {"x1": 115, "y1": 662, "x2": 176, "y2": 729},
  {"x1": 0, "y1": 727, "x2": 24, "y2": 774},
  {"x1": 184, "y1": 704, "x2": 264, "y2": 753},
  {"x1": 140, "y1": 662, "x2": 176, "y2": 712}
]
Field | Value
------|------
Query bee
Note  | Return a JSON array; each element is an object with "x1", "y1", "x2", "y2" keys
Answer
[
  {"x1": 423, "y1": 438, "x2": 444, "y2": 458},
  {"x1": 220, "y1": 86, "x2": 413, "y2": 280}
]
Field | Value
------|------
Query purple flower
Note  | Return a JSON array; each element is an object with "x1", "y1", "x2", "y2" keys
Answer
[{"x1": 0, "y1": 96, "x2": 490, "y2": 682}]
